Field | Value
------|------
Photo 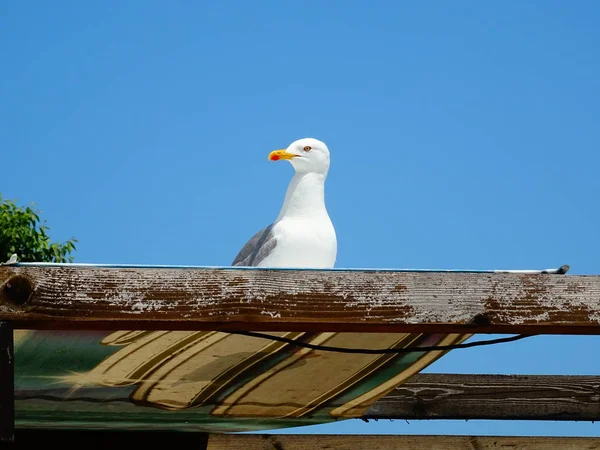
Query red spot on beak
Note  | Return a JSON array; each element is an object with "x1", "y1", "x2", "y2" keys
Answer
[{"x1": 271, "y1": 155, "x2": 280, "y2": 161}]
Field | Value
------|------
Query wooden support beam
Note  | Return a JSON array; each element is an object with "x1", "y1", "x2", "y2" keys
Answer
[
  {"x1": 207, "y1": 434, "x2": 600, "y2": 450},
  {"x1": 1, "y1": 266, "x2": 599, "y2": 334},
  {"x1": 366, "y1": 374, "x2": 600, "y2": 421},
  {"x1": 0, "y1": 322, "x2": 14, "y2": 443}
]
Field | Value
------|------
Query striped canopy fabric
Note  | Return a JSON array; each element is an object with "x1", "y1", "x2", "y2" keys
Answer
[{"x1": 14, "y1": 329, "x2": 466, "y2": 432}]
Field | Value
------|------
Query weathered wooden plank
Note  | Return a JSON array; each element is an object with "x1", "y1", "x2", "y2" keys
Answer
[
  {"x1": 0, "y1": 322, "x2": 14, "y2": 443},
  {"x1": 207, "y1": 434, "x2": 600, "y2": 450},
  {"x1": 365, "y1": 374, "x2": 600, "y2": 421},
  {"x1": 1, "y1": 266, "x2": 599, "y2": 333}
]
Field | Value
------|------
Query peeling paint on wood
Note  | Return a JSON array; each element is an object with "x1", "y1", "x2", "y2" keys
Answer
[{"x1": 0, "y1": 266, "x2": 599, "y2": 333}]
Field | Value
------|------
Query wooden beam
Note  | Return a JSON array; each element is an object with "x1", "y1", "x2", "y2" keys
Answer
[
  {"x1": 0, "y1": 322, "x2": 14, "y2": 443},
  {"x1": 365, "y1": 374, "x2": 600, "y2": 421},
  {"x1": 207, "y1": 434, "x2": 600, "y2": 450},
  {"x1": 1, "y1": 266, "x2": 599, "y2": 333}
]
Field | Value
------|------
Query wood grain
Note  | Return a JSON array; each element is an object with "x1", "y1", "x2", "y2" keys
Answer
[
  {"x1": 366, "y1": 374, "x2": 600, "y2": 421},
  {"x1": 207, "y1": 434, "x2": 600, "y2": 450},
  {"x1": 1, "y1": 266, "x2": 599, "y2": 333}
]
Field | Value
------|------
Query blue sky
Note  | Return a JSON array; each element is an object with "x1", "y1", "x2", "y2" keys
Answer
[{"x1": 2, "y1": 0, "x2": 599, "y2": 436}]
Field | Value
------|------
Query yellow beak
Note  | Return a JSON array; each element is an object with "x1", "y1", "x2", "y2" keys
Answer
[{"x1": 268, "y1": 149, "x2": 297, "y2": 161}]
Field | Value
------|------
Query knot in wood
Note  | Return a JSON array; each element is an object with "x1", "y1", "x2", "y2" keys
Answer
[
  {"x1": 470, "y1": 313, "x2": 491, "y2": 327},
  {"x1": 2, "y1": 275, "x2": 33, "y2": 306}
]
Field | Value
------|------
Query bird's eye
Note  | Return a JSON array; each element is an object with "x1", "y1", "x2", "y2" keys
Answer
[{"x1": 303, "y1": 146, "x2": 312, "y2": 152}]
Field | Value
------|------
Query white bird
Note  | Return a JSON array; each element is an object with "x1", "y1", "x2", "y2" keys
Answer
[{"x1": 233, "y1": 137, "x2": 337, "y2": 269}]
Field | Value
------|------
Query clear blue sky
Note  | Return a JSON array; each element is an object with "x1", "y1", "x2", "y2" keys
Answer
[{"x1": 2, "y1": 0, "x2": 599, "y2": 437}]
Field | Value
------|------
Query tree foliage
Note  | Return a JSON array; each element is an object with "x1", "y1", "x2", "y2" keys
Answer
[{"x1": 0, "y1": 195, "x2": 77, "y2": 263}]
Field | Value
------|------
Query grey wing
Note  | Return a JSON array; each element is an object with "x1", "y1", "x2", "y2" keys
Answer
[{"x1": 232, "y1": 224, "x2": 278, "y2": 267}]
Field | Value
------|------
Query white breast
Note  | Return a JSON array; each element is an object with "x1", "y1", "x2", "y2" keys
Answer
[{"x1": 257, "y1": 216, "x2": 337, "y2": 269}]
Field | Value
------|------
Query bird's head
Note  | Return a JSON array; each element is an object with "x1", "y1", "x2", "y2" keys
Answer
[{"x1": 268, "y1": 138, "x2": 330, "y2": 175}]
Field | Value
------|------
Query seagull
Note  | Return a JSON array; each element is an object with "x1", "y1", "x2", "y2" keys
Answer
[{"x1": 232, "y1": 138, "x2": 337, "y2": 269}]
